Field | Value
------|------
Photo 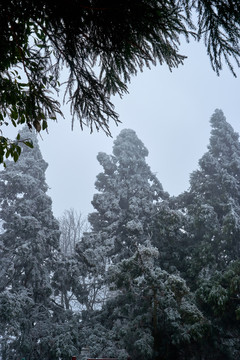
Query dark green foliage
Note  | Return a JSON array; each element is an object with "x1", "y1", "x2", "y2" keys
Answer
[
  {"x1": 179, "y1": 110, "x2": 240, "y2": 283},
  {"x1": 152, "y1": 201, "x2": 189, "y2": 275},
  {"x1": 195, "y1": 261, "x2": 240, "y2": 359},
  {"x1": 83, "y1": 244, "x2": 208, "y2": 360},
  {"x1": 1, "y1": 1, "x2": 240, "y2": 162},
  {"x1": 174, "y1": 110, "x2": 240, "y2": 359}
]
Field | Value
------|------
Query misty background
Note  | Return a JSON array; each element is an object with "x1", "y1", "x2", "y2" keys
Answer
[{"x1": 6, "y1": 39, "x2": 240, "y2": 217}]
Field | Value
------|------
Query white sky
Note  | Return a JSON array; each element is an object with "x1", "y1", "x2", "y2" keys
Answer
[{"x1": 6, "y1": 39, "x2": 240, "y2": 218}]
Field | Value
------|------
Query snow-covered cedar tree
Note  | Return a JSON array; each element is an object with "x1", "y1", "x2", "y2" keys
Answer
[
  {"x1": 78, "y1": 128, "x2": 169, "y2": 310},
  {"x1": 179, "y1": 109, "x2": 240, "y2": 281},
  {"x1": 0, "y1": 127, "x2": 81, "y2": 360},
  {"x1": 82, "y1": 243, "x2": 208, "y2": 360},
  {"x1": 88, "y1": 128, "x2": 169, "y2": 263},
  {"x1": 175, "y1": 110, "x2": 240, "y2": 359}
]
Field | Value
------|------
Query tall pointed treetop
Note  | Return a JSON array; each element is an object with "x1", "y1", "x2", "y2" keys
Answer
[
  {"x1": 89, "y1": 128, "x2": 168, "y2": 261},
  {"x1": 113, "y1": 128, "x2": 148, "y2": 161},
  {"x1": 208, "y1": 109, "x2": 240, "y2": 172},
  {"x1": 182, "y1": 109, "x2": 240, "y2": 271},
  {"x1": 189, "y1": 109, "x2": 240, "y2": 204},
  {"x1": 2, "y1": 126, "x2": 48, "y2": 199}
]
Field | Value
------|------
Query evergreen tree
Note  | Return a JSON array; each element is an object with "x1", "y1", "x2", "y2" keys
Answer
[
  {"x1": 72, "y1": 129, "x2": 169, "y2": 313},
  {"x1": 88, "y1": 128, "x2": 168, "y2": 263},
  {"x1": 176, "y1": 109, "x2": 240, "y2": 358},
  {"x1": 0, "y1": 126, "x2": 59, "y2": 295},
  {"x1": 0, "y1": 127, "x2": 81, "y2": 360},
  {"x1": 181, "y1": 109, "x2": 240, "y2": 279}
]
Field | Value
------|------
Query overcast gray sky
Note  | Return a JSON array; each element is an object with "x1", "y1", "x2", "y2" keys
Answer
[{"x1": 21, "y1": 39, "x2": 240, "y2": 218}]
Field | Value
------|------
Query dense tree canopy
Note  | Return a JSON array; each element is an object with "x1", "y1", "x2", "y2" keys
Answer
[
  {"x1": 86, "y1": 244, "x2": 208, "y2": 360},
  {"x1": 1, "y1": 1, "x2": 240, "y2": 162},
  {"x1": 2, "y1": 110, "x2": 240, "y2": 358},
  {"x1": 81, "y1": 112, "x2": 240, "y2": 360}
]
